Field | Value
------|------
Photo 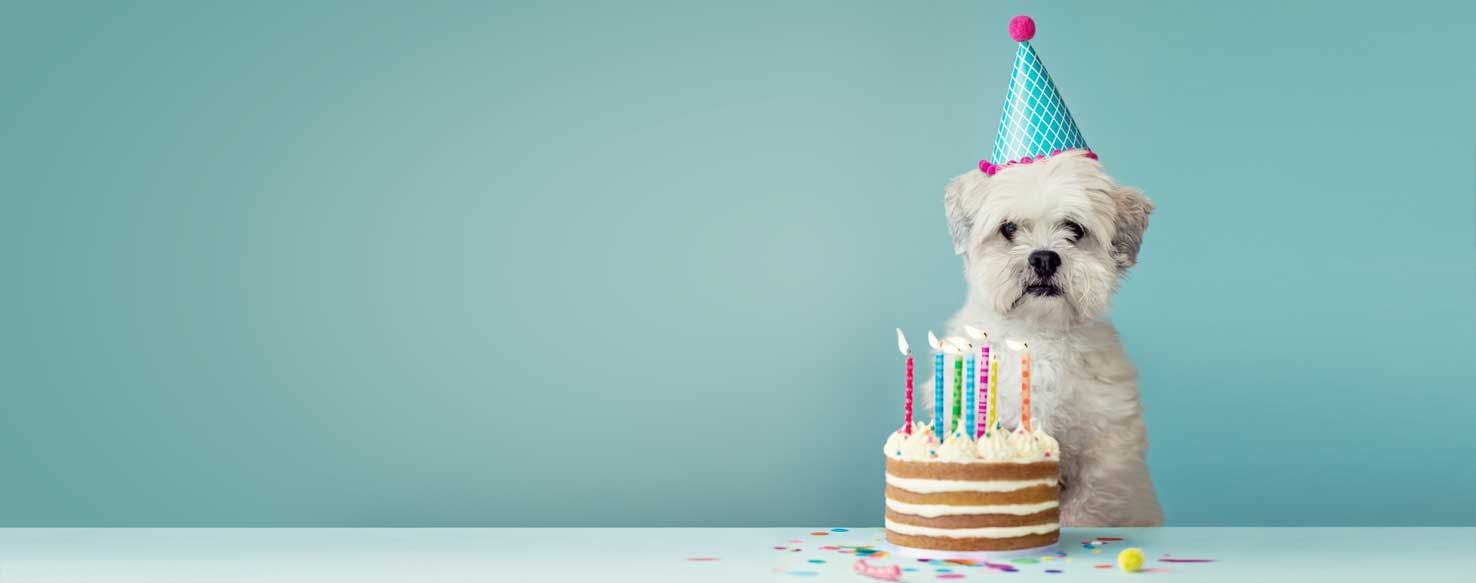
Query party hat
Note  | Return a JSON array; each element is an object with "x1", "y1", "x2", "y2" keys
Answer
[{"x1": 980, "y1": 16, "x2": 1096, "y2": 176}]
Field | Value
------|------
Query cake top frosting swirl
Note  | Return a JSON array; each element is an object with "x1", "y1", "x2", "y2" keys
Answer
[{"x1": 884, "y1": 422, "x2": 1058, "y2": 463}]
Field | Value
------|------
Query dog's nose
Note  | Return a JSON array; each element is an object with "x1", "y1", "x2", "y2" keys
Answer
[{"x1": 1028, "y1": 250, "x2": 1061, "y2": 277}]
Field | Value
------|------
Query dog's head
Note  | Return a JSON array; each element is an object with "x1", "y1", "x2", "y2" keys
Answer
[{"x1": 944, "y1": 151, "x2": 1153, "y2": 327}]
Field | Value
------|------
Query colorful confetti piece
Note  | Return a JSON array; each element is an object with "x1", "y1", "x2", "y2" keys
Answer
[
  {"x1": 1159, "y1": 558, "x2": 1216, "y2": 563},
  {"x1": 1045, "y1": 569, "x2": 1063, "y2": 574},
  {"x1": 831, "y1": 528, "x2": 850, "y2": 532},
  {"x1": 685, "y1": 557, "x2": 719, "y2": 561},
  {"x1": 807, "y1": 559, "x2": 825, "y2": 564},
  {"x1": 936, "y1": 575, "x2": 965, "y2": 580},
  {"x1": 810, "y1": 532, "x2": 829, "y2": 536}
]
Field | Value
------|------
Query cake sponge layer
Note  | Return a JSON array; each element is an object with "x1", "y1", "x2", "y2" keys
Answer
[
  {"x1": 885, "y1": 529, "x2": 1059, "y2": 552},
  {"x1": 884, "y1": 483, "x2": 1058, "y2": 505},
  {"x1": 885, "y1": 459, "x2": 1058, "y2": 481},
  {"x1": 885, "y1": 506, "x2": 1059, "y2": 528}
]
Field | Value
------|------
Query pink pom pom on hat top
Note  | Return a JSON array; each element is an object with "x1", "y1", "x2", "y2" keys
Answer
[
  {"x1": 979, "y1": 15, "x2": 1097, "y2": 176},
  {"x1": 1007, "y1": 15, "x2": 1035, "y2": 42}
]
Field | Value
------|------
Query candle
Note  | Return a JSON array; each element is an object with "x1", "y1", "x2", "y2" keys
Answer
[
  {"x1": 965, "y1": 349, "x2": 975, "y2": 439},
  {"x1": 896, "y1": 329, "x2": 913, "y2": 434},
  {"x1": 986, "y1": 354, "x2": 999, "y2": 435},
  {"x1": 1007, "y1": 339, "x2": 1031, "y2": 431},
  {"x1": 928, "y1": 331, "x2": 944, "y2": 439},
  {"x1": 946, "y1": 337, "x2": 966, "y2": 436},
  {"x1": 965, "y1": 326, "x2": 989, "y2": 439}
]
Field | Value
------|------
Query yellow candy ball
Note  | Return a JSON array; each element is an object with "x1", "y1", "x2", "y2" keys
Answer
[{"x1": 1117, "y1": 547, "x2": 1145, "y2": 572}]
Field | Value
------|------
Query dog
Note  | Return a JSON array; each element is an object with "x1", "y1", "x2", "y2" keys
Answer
[{"x1": 924, "y1": 150, "x2": 1163, "y2": 527}]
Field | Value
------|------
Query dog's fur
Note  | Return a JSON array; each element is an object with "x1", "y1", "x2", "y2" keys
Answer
[{"x1": 924, "y1": 151, "x2": 1163, "y2": 526}]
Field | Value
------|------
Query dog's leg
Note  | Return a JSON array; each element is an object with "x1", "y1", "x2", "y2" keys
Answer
[{"x1": 1059, "y1": 418, "x2": 1164, "y2": 527}]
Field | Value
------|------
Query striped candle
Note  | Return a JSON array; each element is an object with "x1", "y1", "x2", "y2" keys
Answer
[
  {"x1": 904, "y1": 352, "x2": 914, "y2": 434},
  {"x1": 986, "y1": 355, "x2": 999, "y2": 435},
  {"x1": 950, "y1": 350, "x2": 963, "y2": 435},
  {"x1": 976, "y1": 345, "x2": 990, "y2": 439},
  {"x1": 897, "y1": 329, "x2": 913, "y2": 435},
  {"x1": 964, "y1": 352, "x2": 976, "y2": 439},
  {"x1": 1021, "y1": 344, "x2": 1032, "y2": 431},
  {"x1": 932, "y1": 336, "x2": 944, "y2": 439}
]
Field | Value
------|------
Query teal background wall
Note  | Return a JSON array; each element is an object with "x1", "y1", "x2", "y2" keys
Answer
[{"x1": 2, "y1": 0, "x2": 1473, "y2": 526}]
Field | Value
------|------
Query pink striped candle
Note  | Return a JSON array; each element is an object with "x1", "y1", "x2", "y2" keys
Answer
[{"x1": 975, "y1": 344, "x2": 990, "y2": 439}]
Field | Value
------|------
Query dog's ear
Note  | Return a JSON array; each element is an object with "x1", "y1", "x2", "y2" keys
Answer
[
  {"x1": 1109, "y1": 186, "x2": 1154, "y2": 270},
  {"x1": 944, "y1": 169, "x2": 988, "y2": 256}
]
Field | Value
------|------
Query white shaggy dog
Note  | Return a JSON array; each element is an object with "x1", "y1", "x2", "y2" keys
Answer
[{"x1": 926, "y1": 151, "x2": 1163, "y2": 527}]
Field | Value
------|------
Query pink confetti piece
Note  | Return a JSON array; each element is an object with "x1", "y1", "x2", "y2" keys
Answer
[
  {"x1": 685, "y1": 557, "x2": 719, "y2": 562},
  {"x1": 853, "y1": 559, "x2": 902, "y2": 581},
  {"x1": 937, "y1": 575, "x2": 965, "y2": 580},
  {"x1": 1159, "y1": 558, "x2": 1216, "y2": 563}
]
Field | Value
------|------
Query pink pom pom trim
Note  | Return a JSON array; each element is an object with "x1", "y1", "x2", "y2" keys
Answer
[
  {"x1": 979, "y1": 148, "x2": 1096, "y2": 176},
  {"x1": 1008, "y1": 16, "x2": 1035, "y2": 42}
]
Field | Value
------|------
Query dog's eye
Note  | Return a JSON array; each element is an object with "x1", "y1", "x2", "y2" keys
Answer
[
  {"x1": 1063, "y1": 221, "x2": 1086, "y2": 242},
  {"x1": 999, "y1": 222, "x2": 1018, "y2": 241}
]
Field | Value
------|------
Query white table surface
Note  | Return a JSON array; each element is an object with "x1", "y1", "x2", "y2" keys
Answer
[{"x1": 0, "y1": 527, "x2": 1471, "y2": 582}]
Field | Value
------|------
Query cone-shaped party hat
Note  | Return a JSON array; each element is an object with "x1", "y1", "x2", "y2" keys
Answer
[{"x1": 980, "y1": 16, "x2": 1095, "y2": 176}]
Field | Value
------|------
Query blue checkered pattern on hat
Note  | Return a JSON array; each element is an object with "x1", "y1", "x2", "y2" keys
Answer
[{"x1": 990, "y1": 41, "x2": 1088, "y2": 164}]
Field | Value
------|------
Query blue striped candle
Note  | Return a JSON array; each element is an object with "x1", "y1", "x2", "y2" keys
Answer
[
  {"x1": 965, "y1": 353, "x2": 976, "y2": 439},
  {"x1": 933, "y1": 351, "x2": 944, "y2": 439}
]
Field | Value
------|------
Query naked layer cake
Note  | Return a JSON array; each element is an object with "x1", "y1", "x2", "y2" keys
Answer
[{"x1": 882, "y1": 424, "x2": 1060, "y2": 552}]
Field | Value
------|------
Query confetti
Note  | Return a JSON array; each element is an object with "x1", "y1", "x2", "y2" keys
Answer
[
  {"x1": 786, "y1": 570, "x2": 820, "y2": 577},
  {"x1": 853, "y1": 559, "x2": 902, "y2": 581},
  {"x1": 1045, "y1": 569, "x2": 1063, "y2": 574},
  {"x1": 937, "y1": 575, "x2": 965, "y2": 580},
  {"x1": 685, "y1": 557, "x2": 719, "y2": 562},
  {"x1": 807, "y1": 559, "x2": 825, "y2": 564},
  {"x1": 831, "y1": 528, "x2": 850, "y2": 532},
  {"x1": 1095, "y1": 564, "x2": 1114, "y2": 569},
  {"x1": 1010, "y1": 558, "x2": 1039, "y2": 564},
  {"x1": 1159, "y1": 558, "x2": 1216, "y2": 563},
  {"x1": 810, "y1": 532, "x2": 829, "y2": 536}
]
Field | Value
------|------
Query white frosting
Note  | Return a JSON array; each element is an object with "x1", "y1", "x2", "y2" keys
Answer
[
  {"x1": 1009, "y1": 425, "x2": 1044, "y2": 461},
  {"x1": 885, "y1": 474, "x2": 1057, "y2": 494},
  {"x1": 884, "y1": 429, "x2": 906, "y2": 458},
  {"x1": 885, "y1": 498, "x2": 1058, "y2": 517},
  {"x1": 974, "y1": 430, "x2": 1014, "y2": 461},
  {"x1": 933, "y1": 433, "x2": 976, "y2": 462},
  {"x1": 895, "y1": 425, "x2": 937, "y2": 459},
  {"x1": 885, "y1": 421, "x2": 1058, "y2": 463},
  {"x1": 1033, "y1": 425, "x2": 1060, "y2": 460},
  {"x1": 884, "y1": 518, "x2": 1059, "y2": 539}
]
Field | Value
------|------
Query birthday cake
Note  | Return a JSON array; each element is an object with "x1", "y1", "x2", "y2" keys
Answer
[{"x1": 882, "y1": 422, "x2": 1060, "y2": 552}]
